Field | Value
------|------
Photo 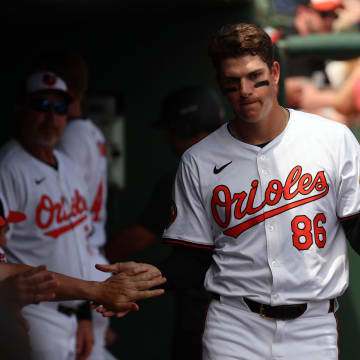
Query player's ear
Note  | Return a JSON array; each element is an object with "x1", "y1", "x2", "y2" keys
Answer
[{"x1": 271, "y1": 61, "x2": 280, "y2": 86}]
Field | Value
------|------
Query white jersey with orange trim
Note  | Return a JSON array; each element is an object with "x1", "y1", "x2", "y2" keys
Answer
[
  {"x1": 0, "y1": 248, "x2": 7, "y2": 263},
  {"x1": 0, "y1": 139, "x2": 91, "y2": 307},
  {"x1": 57, "y1": 118, "x2": 107, "y2": 248},
  {"x1": 163, "y1": 109, "x2": 360, "y2": 305}
]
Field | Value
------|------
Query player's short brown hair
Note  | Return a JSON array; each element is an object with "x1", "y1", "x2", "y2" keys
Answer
[{"x1": 208, "y1": 23, "x2": 274, "y2": 72}]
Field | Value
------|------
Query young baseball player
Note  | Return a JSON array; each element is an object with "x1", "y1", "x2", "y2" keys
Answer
[
  {"x1": 97, "y1": 23, "x2": 360, "y2": 360},
  {"x1": 0, "y1": 70, "x2": 165, "y2": 360}
]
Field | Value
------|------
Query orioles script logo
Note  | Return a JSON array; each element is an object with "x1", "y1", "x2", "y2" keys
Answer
[
  {"x1": 36, "y1": 189, "x2": 88, "y2": 238},
  {"x1": 211, "y1": 165, "x2": 329, "y2": 238}
]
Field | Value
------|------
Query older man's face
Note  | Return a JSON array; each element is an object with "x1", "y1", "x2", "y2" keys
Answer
[{"x1": 21, "y1": 91, "x2": 68, "y2": 149}]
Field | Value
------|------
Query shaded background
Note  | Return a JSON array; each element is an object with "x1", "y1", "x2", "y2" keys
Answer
[{"x1": 2, "y1": 0, "x2": 360, "y2": 358}]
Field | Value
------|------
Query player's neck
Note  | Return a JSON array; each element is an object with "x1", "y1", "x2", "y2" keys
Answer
[
  {"x1": 229, "y1": 105, "x2": 289, "y2": 146},
  {"x1": 19, "y1": 140, "x2": 58, "y2": 167}
]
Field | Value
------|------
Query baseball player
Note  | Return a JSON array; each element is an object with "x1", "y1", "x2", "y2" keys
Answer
[
  {"x1": 0, "y1": 70, "x2": 165, "y2": 360},
  {"x1": 54, "y1": 52, "x2": 112, "y2": 360},
  {"x1": 97, "y1": 23, "x2": 360, "y2": 359}
]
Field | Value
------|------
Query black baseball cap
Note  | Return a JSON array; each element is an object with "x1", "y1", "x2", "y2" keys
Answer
[{"x1": 154, "y1": 86, "x2": 224, "y2": 138}]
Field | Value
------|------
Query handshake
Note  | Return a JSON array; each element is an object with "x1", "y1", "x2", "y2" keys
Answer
[{"x1": 0, "y1": 261, "x2": 166, "y2": 318}]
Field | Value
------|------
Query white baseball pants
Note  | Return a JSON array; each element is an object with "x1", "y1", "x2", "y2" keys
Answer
[
  {"x1": 202, "y1": 297, "x2": 339, "y2": 360},
  {"x1": 23, "y1": 302, "x2": 77, "y2": 360},
  {"x1": 87, "y1": 246, "x2": 110, "y2": 360}
]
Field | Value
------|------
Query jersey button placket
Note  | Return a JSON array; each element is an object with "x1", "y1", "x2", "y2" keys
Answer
[{"x1": 258, "y1": 154, "x2": 281, "y2": 305}]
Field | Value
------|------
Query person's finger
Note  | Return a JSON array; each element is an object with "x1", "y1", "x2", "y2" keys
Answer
[
  {"x1": 117, "y1": 262, "x2": 158, "y2": 275},
  {"x1": 30, "y1": 272, "x2": 55, "y2": 285},
  {"x1": 133, "y1": 276, "x2": 167, "y2": 290},
  {"x1": 116, "y1": 310, "x2": 130, "y2": 318},
  {"x1": 101, "y1": 310, "x2": 116, "y2": 317},
  {"x1": 35, "y1": 278, "x2": 58, "y2": 292},
  {"x1": 95, "y1": 263, "x2": 119, "y2": 273},
  {"x1": 21, "y1": 265, "x2": 48, "y2": 278},
  {"x1": 132, "y1": 288, "x2": 165, "y2": 301},
  {"x1": 129, "y1": 270, "x2": 163, "y2": 283},
  {"x1": 99, "y1": 301, "x2": 139, "y2": 314},
  {"x1": 34, "y1": 292, "x2": 56, "y2": 303},
  {"x1": 99, "y1": 309, "x2": 130, "y2": 318},
  {"x1": 96, "y1": 262, "x2": 160, "y2": 276}
]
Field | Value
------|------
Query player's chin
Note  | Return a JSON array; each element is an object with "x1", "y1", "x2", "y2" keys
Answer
[
  {"x1": 237, "y1": 110, "x2": 262, "y2": 123},
  {"x1": 35, "y1": 135, "x2": 60, "y2": 148}
]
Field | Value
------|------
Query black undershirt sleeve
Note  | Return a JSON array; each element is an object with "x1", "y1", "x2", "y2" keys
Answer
[
  {"x1": 341, "y1": 216, "x2": 360, "y2": 255},
  {"x1": 155, "y1": 241, "x2": 213, "y2": 290}
]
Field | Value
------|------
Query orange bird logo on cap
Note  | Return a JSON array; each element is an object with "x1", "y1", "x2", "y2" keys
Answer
[{"x1": 42, "y1": 73, "x2": 57, "y2": 86}]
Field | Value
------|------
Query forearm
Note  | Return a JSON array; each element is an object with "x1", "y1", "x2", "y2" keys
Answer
[
  {"x1": 0, "y1": 263, "x2": 100, "y2": 303},
  {"x1": 50, "y1": 272, "x2": 99, "y2": 302},
  {"x1": 303, "y1": 89, "x2": 337, "y2": 110}
]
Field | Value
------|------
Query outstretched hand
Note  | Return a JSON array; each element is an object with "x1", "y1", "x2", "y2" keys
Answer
[
  {"x1": 0, "y1": 265, "x2": 58, "y2": 309},
  {"x1": 92, "y1": 261, "x2": 166, "y2": 317}
]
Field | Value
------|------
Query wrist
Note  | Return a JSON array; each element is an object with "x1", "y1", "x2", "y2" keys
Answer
[{"x1": 80, "y1": 280, "x2": 101, "y2": 302}]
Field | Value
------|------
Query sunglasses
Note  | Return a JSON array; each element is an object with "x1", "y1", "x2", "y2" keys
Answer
[
  {"x1": 29, "y1": 98, "x2": 68, "y2": 115},
  {"x1": 319, "y1": 10, "x2": 338, "y2": 19}
]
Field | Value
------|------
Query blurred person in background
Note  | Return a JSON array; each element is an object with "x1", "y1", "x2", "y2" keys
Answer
[
  {"x1": 293, "y1": 57, "x2": 360, "y2": 126},
  {"x1": 271, "y1": 0, "x2": 360, "y2": 123},
  {"x1": 332, "y1": 0, "x2": 360, "y2": 31},
  {"x1": 0, "y1": 69, "x2": 166, "y2": 360},
  {"x1": 0, "y1": 70, "x2": 94, "y2": 360},
  {"x1": 52, "y1": 52, "x2": 117, "y2": 360},
  {"x1": 105, "y1": 86, "x2": 224, "y2": 360}
]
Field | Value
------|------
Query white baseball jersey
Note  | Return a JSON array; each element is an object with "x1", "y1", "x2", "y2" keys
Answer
[
  {"x1": 163, "y1": 109, "x2": 360, "y2": 305},
  {"x1": 57, "y1": 118, "x2": 107, "y2": 248},
  {"x1": 0, "y1": 248, "x2": 7, "y2": 263},
  {"x1": 0, "y1": 139, "x2": 92, "y2": 307},
  {"x1": 57, "y1": 118, "x2": 109, "y2": 360}
]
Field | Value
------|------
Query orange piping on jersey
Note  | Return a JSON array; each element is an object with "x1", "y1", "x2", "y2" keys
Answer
[
  {"x1": 163, "y1": 239, "x2": 214, "y2": 250},
  {"x1": 44, "y1": 214, "x2": 88, "y2": 238},
  {"x1": 338, "y1": 212, "x2": 360, "y2": 222}
]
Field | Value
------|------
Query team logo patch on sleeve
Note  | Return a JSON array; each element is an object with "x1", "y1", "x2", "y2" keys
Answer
[
  {"x1": 166, "y1": 200, "x2": 177, "y2": 228},
  {"x1": 97, "y1": 142, "x2": 107, "y2": 156}
]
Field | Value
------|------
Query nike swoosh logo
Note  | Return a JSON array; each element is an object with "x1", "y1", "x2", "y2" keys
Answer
[
  {"x1": 35, "y1": 177, "x2": 46, "y2": 185},
  {"x1": 213, "y1": 161, "x2": 232, "y2": 174}
]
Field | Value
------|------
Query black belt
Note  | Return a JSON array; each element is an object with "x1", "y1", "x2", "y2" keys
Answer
[
  {"x1": 212, "y1": 293, "x2": 335, "y2": 320},
  {"x1": 57, "y1": 304, "x2": 78, "y2": 317}
]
